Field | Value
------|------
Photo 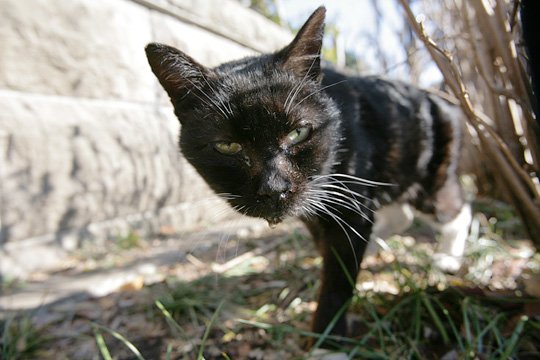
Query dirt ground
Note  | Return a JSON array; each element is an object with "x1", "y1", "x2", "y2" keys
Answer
[{"x1": 1, "y1": 208, "x2": 539, "y2": 359}]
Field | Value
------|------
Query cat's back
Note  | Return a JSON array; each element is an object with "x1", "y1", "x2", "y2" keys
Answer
[
  {"x1": 321, "y1": 68, "x2": 464, "y2": 198},
  {"x1": 322, "y1": 68, "x2": 460, "y2": 130}
]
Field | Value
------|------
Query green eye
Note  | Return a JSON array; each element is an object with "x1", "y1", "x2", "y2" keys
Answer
[
  {"x1": 286, "y1": 127, "x2": 311, "y2": 145},
  {"x1": 214, "y1": 142, "x2": 243, "y2": 155}
]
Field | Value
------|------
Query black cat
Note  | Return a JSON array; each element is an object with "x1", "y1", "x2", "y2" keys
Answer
[{"x1": 145, "y1": 6, "x2": 471, "y2": 346}]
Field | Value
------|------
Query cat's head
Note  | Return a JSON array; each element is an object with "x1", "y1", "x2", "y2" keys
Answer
[{"x1": 145, "y1": 7, "x2": 341, "y2": 225}]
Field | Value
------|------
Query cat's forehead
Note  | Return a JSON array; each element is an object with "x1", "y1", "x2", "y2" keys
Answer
[
  {"x1": 214, "y1": 75, "x2": 295, "y2": 114},
  {"x1": 223, "y1": 72, "x2": 294, "y2": 96},
  {"x1": 214, "y1": 54, "x2": 272, "y2": 76},
  {"x1": 207, "y1": 58, "x2": 332, "y2": 131},
  {"x1": 217, "y1": 57, "x2": 295, "y2": 91}
]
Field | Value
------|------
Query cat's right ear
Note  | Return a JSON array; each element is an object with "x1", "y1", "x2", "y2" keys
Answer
[
  {"x1": 275, "y1": 6, "x2": 326, "y2": 81},
  {"x1": 145, "y1": 43, "x2": 211, "y2": 101}
]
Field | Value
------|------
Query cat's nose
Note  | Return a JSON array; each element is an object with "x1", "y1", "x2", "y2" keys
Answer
[{"x1": 257, "y1": 175, "x2": 292, "y2": 202}]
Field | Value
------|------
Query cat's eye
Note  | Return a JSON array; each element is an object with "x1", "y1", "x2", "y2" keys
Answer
[
  {"x1": 286, "y1": 127, "x2": 311, "y2": 146},
  {"x1": 214, "y1": 142, "x2": 243, "y2": 155}
]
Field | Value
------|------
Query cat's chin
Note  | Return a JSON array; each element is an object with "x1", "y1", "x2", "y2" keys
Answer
[
  {"x1": 262, "y1": 203, "x2": 309, "y2": 228},
  {"x1": 265, "y1": 216, "x2": 283, "y2": 229}
]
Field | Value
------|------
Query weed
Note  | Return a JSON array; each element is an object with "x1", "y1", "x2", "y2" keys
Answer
[
  {"x1": 116, "y1": 231, "x2": 141, "y2": 250},
  {"x1": 0, "y1": 276, "x2": 25, "y2": 294},
  {"x1": 0, "y1": 313, "x2": 47, "y2": 360},
  {"x1": 93, "y1": 323, "x2": 145, "y2": 360},
  {"x1": 160, "y1": 276, "x2": 237, "y2": 322}
]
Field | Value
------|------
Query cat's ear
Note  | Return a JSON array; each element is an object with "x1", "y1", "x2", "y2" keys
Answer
[
  {"x1": 145, "y1": 43, "x2": 212, "y2": 100},
  {"x1": 276, "y1": 6, "x2": 326, "y2": 81}
]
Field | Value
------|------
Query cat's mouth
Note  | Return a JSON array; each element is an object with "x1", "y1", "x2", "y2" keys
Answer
[{"x1": 266, "y1": 216, "x2": 283, "y2": 228}]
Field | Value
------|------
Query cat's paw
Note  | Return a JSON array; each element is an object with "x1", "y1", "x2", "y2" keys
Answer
[
  {"x1": 433, "y1": 253, "x2": 462, "y2": 273},
  {"x1": 309, "y1": 349, "x2": 349, "y2": 360}
]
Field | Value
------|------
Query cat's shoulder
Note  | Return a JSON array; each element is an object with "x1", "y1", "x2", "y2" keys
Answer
[{"x1": 326, "y1": 68, "x2": 459, "y2": 114}]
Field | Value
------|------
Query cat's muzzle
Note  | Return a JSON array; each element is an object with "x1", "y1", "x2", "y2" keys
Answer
[{"x1": 259, "y1": 191, "x2": 295, "y2": 227}]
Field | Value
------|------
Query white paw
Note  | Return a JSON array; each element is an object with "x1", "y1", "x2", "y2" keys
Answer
[
  {"x1": 433, "y1": 253, "x2": 462, "y2": 273},
  {"x1": 310, "y1": 348, "x2": 349, "y2": 360}
]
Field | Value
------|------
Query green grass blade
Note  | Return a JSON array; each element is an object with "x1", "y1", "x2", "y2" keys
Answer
[
  {"x1": 414, "y1": 295, "x2": 421, "y2": 343},
  {"x1": 237, "y1": 319, "x2": 383, "y2": 358},
  {"x1": 155, "y1": 300, "x2": 186, "y2": 337},
  {"x1": 310, "y1": 299, "x2": 351, "y2": 351},
  {"x1": 406, "y1": 336, "x2": 423, "y2": 359},
  {"x1": 197, "y1": 299, "x2": 225, "y2": 360},
  {"x1": 348, "y1": 344, "x2": 390, "y2": 360},
  {"x1": 431, "y1": 295, "x2": 465, "y2": 349},
  {"x1": 421, "y1": 293, "x2": 450, "y2": 344},
  {"x1": 473, "y1": 304, "x2": 490, "y2": 354},
  {"x1": 358, "y1": 294, "x2": 417, "y2": 346},
  {"x1": 363, "y1": 300, "x2": 390, "y2": 352},
  {"x1": 476, "y1": 312, "x2": 506, "y2": 356},
  {"x1": 1, "y1": 317, "x2": 14, "y2": 359},
  {"x1": 94, "y1": 329, "x2": 113, "y2": 360},
  {"x1": 499, "y1": 315, "x2": 528, "y2": 359},
  {"x1": 330, "y1": 247, "x2": 356, "y2": 288},
  {"x1": 491, "y1": 321, "x2": 505, "y2": 350},
  {"x1": 236, "y1": 319, "x2": 354, "y2": 345},
  {"x1": 462, "y1": 297, "x2": 473, "y2": 348},
  {"x1": 93, "y1": 324, "x2": 145, "y2": 360}
]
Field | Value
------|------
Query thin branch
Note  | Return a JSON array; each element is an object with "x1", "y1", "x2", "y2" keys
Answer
[{"x1": 398, "y1": 0, "x2": 540, "y2": 243}]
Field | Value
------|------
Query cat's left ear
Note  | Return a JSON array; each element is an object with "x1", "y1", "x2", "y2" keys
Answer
[
  {"x1": 145, "y1": 43, "x2": 213, "y2": 101},
  {"x1": 276, "y1": 6, "x2": 326, "y2": 82}
]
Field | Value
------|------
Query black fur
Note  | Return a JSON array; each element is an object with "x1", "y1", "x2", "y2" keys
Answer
[{"x1": 145, "y1": 6, "x2": 466, "y2": 347}]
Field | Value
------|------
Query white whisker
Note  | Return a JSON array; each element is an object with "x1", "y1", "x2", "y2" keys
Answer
[
  {"x1": 307, "y1": 190, "x2": 373, "y2": 223},
  {"x1": 290, "y1": 80, "x2": 348, "y2": 113},
  {"x1": 306, "y1": 199, "x2": 361, "y2": 270},
  {"x1": 216, "y1": 192, "x2": 242, "y2": 200},
  {"x1": 313, "y1": 173, "x2": 393, "y2": 187},
  {"x1": 318, "y1": 184, "x2": 372, "y2": 204}
]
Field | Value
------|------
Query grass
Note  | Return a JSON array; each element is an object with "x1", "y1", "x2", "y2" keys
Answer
[
  {"x1": 88, "y1": 268, "x2": 539, "y2": 359},
  {"x1": 188, "y1": 215, "x2": 538, "y2": 358},
  {"x1": 350, "y1": 287, "x2": 535, "y2": 359},
  {"x1": 0, "y1": 312, "x2": 48, "y2": 360},
  {"x1": 1, "y1": 205, "x2": 539, "y2": 359},
  {"x1": 94, "y1": 323, "x2": 146, "y2": 360},
  {"x1": 116, "y1": 231, "x2": 142, "y2": 250}
]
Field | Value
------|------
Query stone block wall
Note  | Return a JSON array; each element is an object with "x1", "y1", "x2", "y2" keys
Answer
[{"x1": 0, "y1": 0, "x2": 291, "y2": 277}]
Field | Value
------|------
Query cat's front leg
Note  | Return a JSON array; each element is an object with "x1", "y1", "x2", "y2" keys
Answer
[{"x1": 306, "y1": 217, "x2": 371, "y2": 346}]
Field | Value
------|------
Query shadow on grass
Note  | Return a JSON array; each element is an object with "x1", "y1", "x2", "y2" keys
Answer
[
  {"x1": 82, "y1": 272, "x2": 540, "y2": 359},
  {"x1": 1, "y1": 219, "x2": 539, "y2": 359}
]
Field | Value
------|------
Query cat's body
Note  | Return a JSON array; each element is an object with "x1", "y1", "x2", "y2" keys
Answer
[
  {"x1": 298, "y1": 69, "x2": 470, "y2": 336},
  {"x1": 145, "y1": 7, "x2": 471, "y2": 347}
]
